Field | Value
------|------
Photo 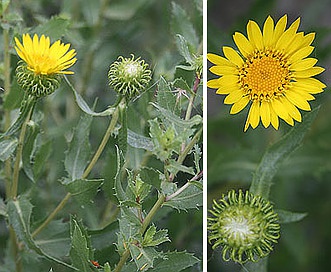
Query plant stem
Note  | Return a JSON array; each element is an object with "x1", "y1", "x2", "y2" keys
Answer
[
  {"x1": 82, "y1": 106, "x2": 119, "y2": 178},
  {"x1": 114, "y1": 249, "x2": 131, "y2": 272},
  {"x1": 32, "y1": 105, "x2": 120, "y2": 237},
  {"x1": 114, "y1": 194, "x2": 166, "y2": 272},
  {"x1": 184, "y1": 73, "x2": 200, "y2": 121},
  {"x1": 10, "y1": 106, "x2": 33, "y2": 198},
  {"x1": 31, "y1": 192, "x2": 72, "y2": 238}
]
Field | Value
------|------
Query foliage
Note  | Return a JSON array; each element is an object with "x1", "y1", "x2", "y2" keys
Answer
[{"x1": 0, "y1": 1, "x2": 203, "y2": 271}]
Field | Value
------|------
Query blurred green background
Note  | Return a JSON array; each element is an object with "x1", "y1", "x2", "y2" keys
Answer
[{"x1": 207, "y1": 0, "x2": 331, "y2": 271}]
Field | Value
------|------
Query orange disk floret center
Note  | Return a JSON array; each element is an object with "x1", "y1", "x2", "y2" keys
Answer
[{"x1": 239, "y1": 50, "x2": 292, "y2": 102}]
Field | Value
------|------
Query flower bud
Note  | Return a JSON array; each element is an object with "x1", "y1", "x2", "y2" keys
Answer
[
  {"x1": 208, "y1": 190, "x2": 280, "y2": 263},
  {"x1": 108, "y1": 54, "x2": 151, "y2": 100}
]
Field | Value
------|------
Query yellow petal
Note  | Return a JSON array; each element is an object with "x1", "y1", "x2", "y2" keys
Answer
[
  {"x1": 216, "y1": 84, "x2": 240, "y2": 95},
  {"x1": 290, "y1": 58, "x2": 318, "y2": 71},
  {"x1": 233, "y1": 32, "x2": 254, "y2": 58},
  {"x1": 263, "y1": 16, "x2": 274, "y2": 47},
  {"x1": 209, "y1": 65, "x2": 238, "y2": 76},
  {"x1": 285, "y1": 91, "x2": 311, "y2": 111},
  {"x1": 207, "y1": 79, "x2": 221, "y2": 89},
  {"x1": 271, "y1": 98, "x2": 292, "y2": 122},
  {"x1": 224, "y1": 89, "x2": 245, "y2": 104},
  {"x1": 223, "y1": 46, "x2": 244, "y2": 67},
  {"x1": 281, "y1": 96, "x2": 302, "y2": 122},
  {"x1": 289, "y1": 46, "x2": 314, "y2": 63},
  {"x1": 244, "y1": 101, "x2": 260, "y2": 131},
  {"x1": 230, "y1": 96, "x2": 250, "y2": 114},
  {"x1": 292, "y1": 66, "x2": 325, "y2": 78},
  {"x1": 273, "y1": 15, "x2": 287, "y2": 42},
  {"x1": 260, "y1": 101, "x2": 271, "y2": 128},
  {"x1": 247, "y1": 20, "x2": 263, "y2": 50},
  {"x1": 207, "y1": 53, "x2": 234, "y2": 66},
  {"x1": 276, "y1": 17, "x2": 300, "y2": 51},
  {"x1": 270, "y1": 106, "x2": 279, "y2": 130}
]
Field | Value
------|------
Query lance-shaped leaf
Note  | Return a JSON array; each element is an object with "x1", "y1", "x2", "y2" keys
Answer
[
  {"x1": 149, "y1": 251, "x2": 200, "y2": 272},
  {"x1": 22, "y1": 120, "x2": 40, "y2": 182},
  {"x1": 127, "y1": 129, "x2": 153, "y2": 151},
  {"x1": 2, "y1": 95, "x2": 36, "y2": 137},
  {"x1": 65, "y1": 178, "x2": 103, "y2": 205},
  {"x1": 7, "y1": 196, "x2": 77, "y2": 270},
  {"x1": 156, "y1": 76, "x2": 177, "y2": 113},
  {"x1": 164, "y1": 180, "x2": 203, "y2": 211},
  {"x1": 250, "y1": 107, "x2": 320, "y2": 198},
  {"x1": 129, "y1": 244, "x2": 164, "y2": 271},
  {"x1": 65, "y1": 113, "x2": 93, "y2": 181},
  {"x1": 0, "y1": 138, "x2": 17, "y2": 161},
  {"x1": 70, "y1": 216, "x2": 96, "y2": 272},
  {"x1": 142, "y1": 225, "x2": 170, "y2": 247},
  {"x1": 276, "y1": 209, "x2": 308, "y2": 224},
  {"x1": 139, "y1": 167, "x2": 162, "y2": 190},
  {"x1": 65, "y1": 76, "x2": 115, "y2": 117},
  {"x1": 114, "y1": 146, "x2": 127, "y2": 203},
  {"x1": 151, "y1": 102, "x2": 202, "y2": 128}
]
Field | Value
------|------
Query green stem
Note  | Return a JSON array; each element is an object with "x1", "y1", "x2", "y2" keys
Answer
[
  {"x1": 10, "y1": 106, "x2": 33, "y2": 198},
  {"x1": 83, "y1": 106, "x2": 120, "y2": 178},
  {"x1": 114, "y1": 194, "x2": 166, "y2": 272},
  {"x1": 114, "y1": 249, "x2": 131, "y2": 272},
  {"x1": 32, "y1": 105, "x2": 120, "y2": 237},
  {"x1": 32, "y1": 192, "x2": 72, "y2": 238}
]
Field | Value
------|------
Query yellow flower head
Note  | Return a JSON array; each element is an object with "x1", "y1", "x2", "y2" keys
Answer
[
  {"x1": 208, "y1": 15, "x2": 325, "y2": 131},
  {"x1": 15, "y1": 33, "x2": 77, "y2": 75},
  {"x1": 14, "y1": 34, "x2": 77, "y2": 98}
]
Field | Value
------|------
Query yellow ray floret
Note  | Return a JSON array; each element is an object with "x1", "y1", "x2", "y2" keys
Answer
[
  {"x1": 207, "y1": 15, "x2": 325, "y2": 131},
  {"x1": 15, "y1": 33, "x2": 77, "y2": 75}
]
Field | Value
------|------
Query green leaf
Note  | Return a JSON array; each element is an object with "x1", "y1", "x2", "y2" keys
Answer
[
  {"x1": 64, "y1": 112, "x2": 93, "y2": 181},
  {"x1": 114, "y1": 146, "x2": 127, "y2": 203},
  {"x1": 142, "y1": 225, "x2": 170, "y2": 247},
  {"x1": 3, "y1": 79, "x2": 24, "y2": 110},
  {"x1": 156, "y1": 76, "x2": 178, "y2": 113},
  {"x1": 164, "y1": 180, "x2": 203, "y2": 211},
  {"x1": 70, "y1": 217, "x2": 95, "y2": 272},
  {"x1": 0, "y1": 138, "x2": 17, "y2": 161},
  {"x1": 34, "y1": 220, "x2": 71, "y2": 259},
  {"x1": 151, "y1": 102, "x2": 202, "y2": 128},
  {"x1": 0, "y1": 198, "x2": 6, "y2": 217},
  {"x1": 7, "y1": 196, "x2": 77, "y2": 270},
  {"x1": 65, "y1": 76, "x2": 115, "y2": 117},
  {"x1": 175, "y1": 34, "x2": 194, "y2": 65},
  {"x1": 127, "y1": 129, "x2": 153, "y2": 151},
  {"x1": 33, "y1": 16, "x2": 70, "y2": 40},
  {"x1": 139, "y1": 167, "x2": 162, "y2": 190},
  {"x1": 65, "y1": 179, "x2": 103, "y2": 205},
  {"x1": 167, "y1": 159, "x2": 195, "y2": 175},
  {"x1": 241, "y1": 256, "x2": 268, "y2": 272},
  {"x1": 171, "y1": 2, "x2": 199, "y2": 50},
  {"x1": 22, "y1": 120, "x2": 40, "y2": 182},
  {"x1": 149, "y1": 251, "x2": 200, "y2": 272},
  {"x1": 105, "y1": 0, "x2": 151, "y2": 20},
  {"x1": 2, "y1": 95, "x2": 36, "y2": 137},
  {"x1": 250, "y1": 107, "x2": 320, "y2": 199},
  {"x1": 129, "y1": 244, "x2": 164, "y2": 271},
  {"x1": 276, "y1": 209, "x2": 308, "y2": 224}
]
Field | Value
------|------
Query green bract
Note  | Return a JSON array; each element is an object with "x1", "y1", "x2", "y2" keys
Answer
[
  {"x1": 16, "y1": 61, "x2": 62, "y2": 98},
  {"x1": 108, "y1": 54, "x2": 152, "y2": 100},
  {"x1": 208, "y1": 190, "x2": 280, "y2": 264}
]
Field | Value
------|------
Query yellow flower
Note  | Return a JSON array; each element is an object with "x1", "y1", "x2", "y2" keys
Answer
[
  {"x1": 15, "y1": 33, "x2": 77, "y2": 75},
  {"x1": 208, "y1": 15, "x2": 325, "y2": 131}
]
